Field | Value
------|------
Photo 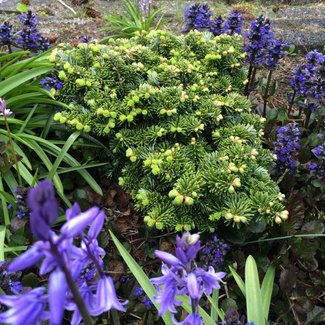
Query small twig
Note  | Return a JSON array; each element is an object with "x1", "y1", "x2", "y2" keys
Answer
[{"x1": 57, "y1": 0, "x2": 77, "y2": 15}]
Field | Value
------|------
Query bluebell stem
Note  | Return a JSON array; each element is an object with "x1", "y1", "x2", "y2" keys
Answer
[
  {"x1": 224, "y1": 11, "x2": 243, "y2": 35},
  {"x1": 151, "y1": 233, "x2": 226, "y2": 324},
  {"x1": 183, "y1": 3, "x2": 213, "y2": 33},
  {"x1": 0, "y1": 180, "x2": 127, "y2": 325},
  {"x1": 273, "y1": 122, "x2": 301, "y2": 174}
]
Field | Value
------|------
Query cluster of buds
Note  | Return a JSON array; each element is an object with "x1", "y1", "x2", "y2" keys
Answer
[
  {"x1": 168, "y1": 189, "x2": 197, "y2": 206},
  {"x1": 275, "y1": 210, "x2": 289, "y2": 224}
]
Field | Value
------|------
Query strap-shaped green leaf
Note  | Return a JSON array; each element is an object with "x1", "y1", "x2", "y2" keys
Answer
[{"x1": 245, "y1": 255, "x2": 265, "y2": 325}]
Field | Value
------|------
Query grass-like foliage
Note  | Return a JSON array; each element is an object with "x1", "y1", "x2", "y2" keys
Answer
[
  {"x1": 103, "y1": 0, "x2": 163, "y2": 39},
  {"x1": 48, "y1": 29, "x2": 287, "y2": 231}
]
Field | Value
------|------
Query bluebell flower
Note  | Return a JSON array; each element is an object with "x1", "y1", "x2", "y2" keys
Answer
[
  {"x1": 0, "y1": 287, "x2": 48, "y2": 325},
  {"x1": 224, "y1": 11, "x2": 243, "y2": 35},
  {"x1": 151, "y1": 233, "x2": 226, "y2": 321},
  {"x1": 27, "y1": 179, "x2": 59, "y2": 240},
  {"x1": 173, "y1": 313, "x2": 203, "y2": 325},
  {"x1": 93, "y1": 276, "x2": 127, "y2": 315},
  {"x1": 273, "y1": 122, "x2": 301, "y2": 174},
  {"x1": 4, "y1": 180, "x2": 126, "y2": 325},
  {"x1": 137, "y1": 0, "x2": 151, "y2": 14}
]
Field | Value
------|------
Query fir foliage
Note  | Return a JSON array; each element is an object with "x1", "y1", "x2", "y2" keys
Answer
[{"x1": 49, "y1": 30, "x2": 287, "y2": 231}]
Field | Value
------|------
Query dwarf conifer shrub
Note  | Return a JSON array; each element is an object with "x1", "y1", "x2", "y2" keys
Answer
[{"x1": 49, "y1": 30, "x2": 287, "y2": 231}]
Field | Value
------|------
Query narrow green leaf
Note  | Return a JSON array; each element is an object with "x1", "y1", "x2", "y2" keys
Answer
[
  {"x1": 0, "y1": 66, "x2": 51, "y2": 97},
  {"x1": 245, "y1": 256, "x2": 265, "y2": 325},
  {"x1": 48, "y1": 131, "x2": 80, "y2": 179},
  {"x1": 261, "y1": 265, "x2": 275, "y2": 320},
  {"x1": 109, "y1": 230, "x2": 173, "y2": 325},
  {"x1": 207, "y1": 291, "x2": 225, "y2": 321},
  {"x1": 229, "y1": 266, "x2": 246, "y2": 297},
  {"x1": 0, "y1": 226, "x2": 5, "y2": 261}
]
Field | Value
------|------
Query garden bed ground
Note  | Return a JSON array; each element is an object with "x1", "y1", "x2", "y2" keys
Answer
[{"x1": 1, "y1": 0, "x2": 325, "y2": 49}]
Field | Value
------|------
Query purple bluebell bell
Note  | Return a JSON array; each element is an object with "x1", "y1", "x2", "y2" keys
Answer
[
  {"x1": 27, "y1": 179, "x2": 59, "y2": 240},
  {"x1": 224, "y1": 11, "x2": 243, "y2": 35},
  {"x1": 273, "y1": 122, "x2": 301, "y2": 174},
  {"x1": 0, "y1": 287, "x2": 48, "y2": 325},
  {"x1": 0, "y1": 98, "x2": 12, "y2": 117},
  {"x1": 151, "y1": 233, "x2": 226, "y2": 321},
  {"x1": 183, "y1": 3, "x2": 213, "y2": 33},
  {"x1": 137, "y1": 0, "x2": 151, "y2": 14}
]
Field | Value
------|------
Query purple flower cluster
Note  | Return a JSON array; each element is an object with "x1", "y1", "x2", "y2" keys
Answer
[
  {"x1": 0, "y1": 180, "x2": 126, "y2": 325},
  {"x1": 183, "y1": 4, "x2": 243, "y2": 36},
  {"x1": 223, "y1": 11, "x2": 243, "y2": 35},
  {"x1": 243, "y1": 16, "x2": 273, "y2": 66},
  {"x1": 40, "y1": 74, "x2": 64, "y2": 91},
  {"x1": 137, "y1": 0, "x2": 151, "y2": 14},
  {"x1": 0, "y1": 98, "x2": 12, "y2": 117},
  {"x1": 200, "y1": 234, "x2": 230, "y2": 269},
  {"x1": 210, "y1": 16, "x2": 224, "y2": 36},
  {"x1": 0, "y1": 22, "x2": 17, "y2": 50},
  {"x1": 183, "y1": 3, "x2": 213, "y2": 33},
  {"x1": 266, "y1": 39, "x2": 290, "y2": 69},
  {"x1": 290, "y1": 50, "x2": 325, "y2": 111},
  {"x1": 17, "y1": 10, "x2": 49, "y2": 51},
  {"x1": 217, "y1": 308, "x2": 254, "y2": 325},
  {"x1": 273, "y1": 122, "x2": 301, "y2": 174},
  {"x1": 0, "y1": 262, "x2": 23, "y2": 295},
  {"x1": 151, "y1": 233, "x2": 226, "y2": 324}
]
